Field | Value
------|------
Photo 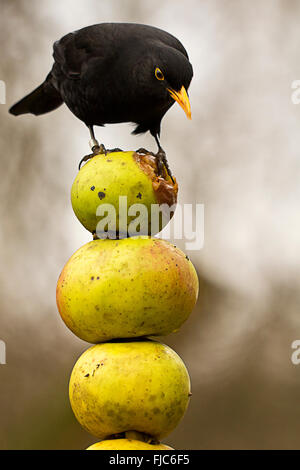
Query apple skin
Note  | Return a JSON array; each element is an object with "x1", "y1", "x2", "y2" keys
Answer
[
  {"x1": 56, "y1": 237, "x2": 199, "y2": 343},
  {"x1": 86, "y1": 439, "x2": 173, "y2": 450},
  {"x1": 71, "y1": 151, "x2": 178, "y2": 237},
  {"x1": 69, "y1": 340, "x2": 191, "y2": 440}
]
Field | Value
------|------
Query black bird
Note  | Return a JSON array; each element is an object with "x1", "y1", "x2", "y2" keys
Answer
[{"x1": 9, "y1": 23, "x2": 193, "y2": 178}]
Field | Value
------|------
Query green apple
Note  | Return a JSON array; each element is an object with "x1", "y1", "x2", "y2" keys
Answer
[
  {"x1": 71, "y1": 151, "x2": 178, "y2": 237},
  {"x1": 69, "y1": 340, "x2": 191, "y2": 440},
  {"x1": 56, "y1": 237, "x2": 199, "y2": 343}
]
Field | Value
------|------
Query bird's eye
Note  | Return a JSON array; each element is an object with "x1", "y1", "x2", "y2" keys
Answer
[{"x1": 155, "y1": 67, "x2": 164, "y2": 81}]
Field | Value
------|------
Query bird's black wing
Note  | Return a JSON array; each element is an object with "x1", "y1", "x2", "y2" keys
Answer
[{"x1": 53, "y1": 29, "x2": 108, "y2": 79}]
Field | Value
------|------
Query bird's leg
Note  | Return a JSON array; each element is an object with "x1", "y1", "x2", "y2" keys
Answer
[
  {"x1": 79, "y1": 126, "x2": 107, "y2": 169},
  {"x1": 89, "y1": 126, "x2": 124, "y2": 154},
  {"x1": 154, "y1": 135, "x2": 174, "y2": 183},
  {"x1": 88, "y1": 125, "x2": 108, "y2": 155}
]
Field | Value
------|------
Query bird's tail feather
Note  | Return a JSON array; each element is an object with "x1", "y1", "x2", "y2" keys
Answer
[{"x1": 9, "y1": 77, "x2": 63, "y2": 116}]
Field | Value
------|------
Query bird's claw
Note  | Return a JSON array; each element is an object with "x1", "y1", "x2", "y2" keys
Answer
[
  {"x1": 107, "y1": 147, "x2": 123, "y2": 153},
  {"x1": 79, "y1": 143, "x2": 107, "y2": 170},
  {"x1": 97, "y1": 144, "x2": 107, "y2": 155},
  {"x1": 135, "y1": 148, "x2": 155, "y2": 156},
  {"x1": 136, "y1": 147, "x2": 174, "y2": 184}
]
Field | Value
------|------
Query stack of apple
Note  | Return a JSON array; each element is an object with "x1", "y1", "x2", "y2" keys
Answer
[{"x1": 56, "y1": 151, "x2": 199, "y2": 450}]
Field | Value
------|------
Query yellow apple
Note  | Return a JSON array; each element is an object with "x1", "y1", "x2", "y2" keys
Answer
[
  {"x1": 56, "y1": 237, "x2": 199, "y2": 343},
  {"x1": 87, "y1": 439, "x2": 173, "y2": 450},
  {"x1": 71, "y1": 151, "x2": 178, "y2": 237},
  {"x1": 69, "y1": 340, "x2": 191, "y2": 440}
]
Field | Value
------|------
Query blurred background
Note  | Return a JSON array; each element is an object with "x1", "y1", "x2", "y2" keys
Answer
[{"x1": 1, "y1": 0, "x2": 300, "y2": 450}]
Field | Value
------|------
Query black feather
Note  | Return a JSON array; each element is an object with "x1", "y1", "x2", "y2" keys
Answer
[{"x1": 9, "y1": 74, "x2": 63, "y2": 116}]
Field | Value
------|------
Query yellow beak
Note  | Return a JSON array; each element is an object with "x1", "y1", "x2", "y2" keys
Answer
[{"x1": 167, "y1": 85, "x2": 191, "y2": 120}]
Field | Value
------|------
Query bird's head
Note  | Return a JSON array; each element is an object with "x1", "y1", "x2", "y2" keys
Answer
[
  {"x1": 151, "y1": 45, "x2": 193, "y2": 119},
  {"x1": 133, "y1": 44, "x2": 193, "y2": 119}
]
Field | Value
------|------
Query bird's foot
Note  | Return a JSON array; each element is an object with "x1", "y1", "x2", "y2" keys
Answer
[
  {"x1": 79, "y1": 143, "x2": 107, "y2": 170},
  {"x1": 135, "y1": 147, "x2": 155, "y2": 157},
  {"x1": 135, "y1": 147, "x2": 174, "y2": 183},
  {"x1": 155, "y1": 149, "x2": 174, "y2": 184},
  {"x1": 107, "y1": 147, "x2": 123, "y2": 153}
]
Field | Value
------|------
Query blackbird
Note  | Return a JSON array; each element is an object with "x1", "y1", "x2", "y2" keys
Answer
[{"x1": 9, "y1": 23, "x2": 193, "y2": 178}]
